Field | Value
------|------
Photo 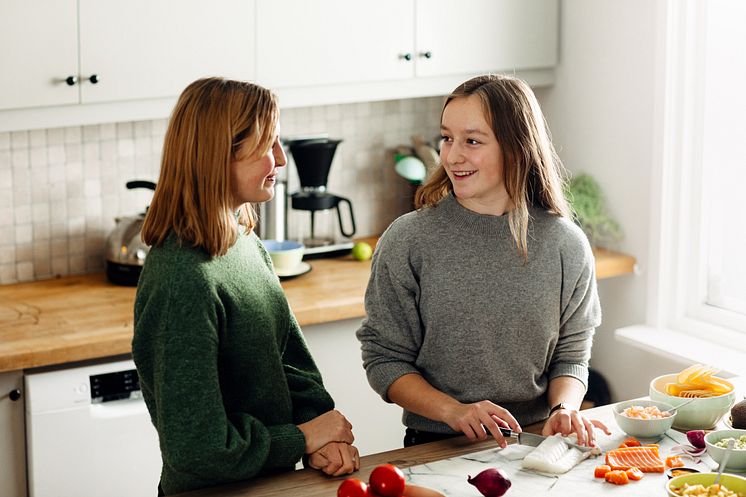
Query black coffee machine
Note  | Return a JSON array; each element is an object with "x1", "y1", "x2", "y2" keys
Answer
[{"x1": 287, "y1": 138, "x2": 356, "y2": 258}]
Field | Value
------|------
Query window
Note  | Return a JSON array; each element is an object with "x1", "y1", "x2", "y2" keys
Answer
[{"x1": 648, "y1": 0, "x2": 746, "y2": 350}]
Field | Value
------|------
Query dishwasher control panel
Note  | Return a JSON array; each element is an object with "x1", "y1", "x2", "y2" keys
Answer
[{"x1": 90, "y1": 369, "x2": 141, "y2": 403}]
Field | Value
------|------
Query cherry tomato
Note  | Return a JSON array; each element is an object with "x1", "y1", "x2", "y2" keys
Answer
[
  {"x1": 338, "y1": 478, "x2": 368, "y2": 497},
  {"x1": 369, "y1": 464, "x2": 406, "y2": 497}
]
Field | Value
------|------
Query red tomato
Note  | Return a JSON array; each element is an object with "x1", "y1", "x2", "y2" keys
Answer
[
  {"x1": 338, "y1": 478, "x2": 368, "y2": 497},
  {"x1": 369, "y1": 464, "x2": 406, "y2": 497}
]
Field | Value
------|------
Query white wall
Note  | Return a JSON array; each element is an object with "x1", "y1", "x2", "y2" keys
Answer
[{"x1": 535, "y1": 0, "x2": 686, "y2": 402}]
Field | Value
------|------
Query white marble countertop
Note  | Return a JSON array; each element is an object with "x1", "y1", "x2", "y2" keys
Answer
[{"x1": 403, "y1": 405, "x2": 730, "y2": 496}]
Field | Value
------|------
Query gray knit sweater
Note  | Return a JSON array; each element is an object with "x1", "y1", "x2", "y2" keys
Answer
[{"x1": 356, "y1": 194, "x2": 601, "y2": 433}]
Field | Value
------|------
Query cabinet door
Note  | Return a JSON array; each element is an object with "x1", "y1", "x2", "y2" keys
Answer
[
  {"x1": 257, "y1": 0, "x2": 414, "y2": 88},
  {"x1": 416, "y1": 0, "x2": 558, "y2": 77},
  {"x1": 0, "y1": 371, "x2": 26, "y2": 497},
  {"x1": 0, "y1": 0, "x2": 78, "y2": 110},
  {"x1": 78, "y1": 0, "x2": 256, "y2": 104}
]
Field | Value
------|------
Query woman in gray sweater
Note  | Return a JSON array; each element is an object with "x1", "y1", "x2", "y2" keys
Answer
[{"x1": 357, "y1": 74, "x2": 610, "y2": 449}]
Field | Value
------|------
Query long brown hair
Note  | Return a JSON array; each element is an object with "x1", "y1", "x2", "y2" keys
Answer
[
  {"x1": 142, "y1": 77, "x2": 279, "y2": 256},
  {"x1": 414, "y1": 74, "x2": 570, "y2": 259}
]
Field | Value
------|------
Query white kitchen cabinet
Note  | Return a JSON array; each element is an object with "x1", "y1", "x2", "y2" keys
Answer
[
  {"x1": 262, "y1": 0, "x2": 558, "y2": 108},
  {"x1": 302, "y1": 319, "x2": 404, "y2": 456},
  {"x1": 257, "y1": 0, "x2": 414, "y2": 88},
  {"x1": 78, "y1": 0, "x2": 255, "y2": 104},
  {"x1": 0, "y1": 370, "x2": 26, "y2": 497},
  {"x1": 0, "y1": 0, "x2": 255, "y2": 129},
  {"x1": 415, "y1": 0, "x2": 558, "y2": 77},
  {"x1": 0, "y1": 1, "x2": 79, "y2": 110}
]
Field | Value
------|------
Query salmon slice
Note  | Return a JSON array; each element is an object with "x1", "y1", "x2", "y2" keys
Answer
[{"x1": 605, "y1": 446, "x2": 665, "y2": 473}]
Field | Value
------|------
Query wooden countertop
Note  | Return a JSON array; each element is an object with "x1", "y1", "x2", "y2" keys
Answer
[{"x1": 0, "y1": 242, "x2": 634, "y2": 373}]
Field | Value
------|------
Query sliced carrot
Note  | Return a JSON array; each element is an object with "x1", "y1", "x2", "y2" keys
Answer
[
  {"x1": 665, "y1": 455, "x2": 685, "y2": 468},
  {"x1": 621, "y1": 437, "x2": 641, "y2": 448},
  {"x1": 605, "y1": 470, "x2": 630, "y2": 485},
  {"x1": 594, "y1": 465, "x2": 612, "y2": 478},
  {"x1": 626, "y1": 467, "x2": 644, "y2": 481}
]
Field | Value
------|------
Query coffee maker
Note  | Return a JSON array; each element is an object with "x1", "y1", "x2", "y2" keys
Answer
[{"x1": 287, "y1": 138, "x2": 356, "y2": 258}]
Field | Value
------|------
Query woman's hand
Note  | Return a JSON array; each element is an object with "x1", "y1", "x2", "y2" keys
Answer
[
  {"x1": 541, "y1": 408, "x2": 610, "y2": 446},
  {"x1": 298, "y1": 410, "x2": 354, "y2": 454},
  {"x1": 307, "y1": 442, "x2": 360, "y2": 476},
  {"x1": 442, "y1": 400, "x2": 521, "y2": 448}
]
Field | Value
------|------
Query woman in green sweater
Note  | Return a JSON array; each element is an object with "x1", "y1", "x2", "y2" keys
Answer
[{"x1": 133, "y1": 78, "x2": 359, "y2": 496}]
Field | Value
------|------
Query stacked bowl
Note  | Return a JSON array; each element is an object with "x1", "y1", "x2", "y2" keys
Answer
[{"x1": 649, "y1": 374, "x2": 736, "y2": 430}]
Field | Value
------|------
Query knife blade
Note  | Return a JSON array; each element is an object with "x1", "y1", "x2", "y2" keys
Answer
[{"x1": 499, "y1": 427, "x2": 594, "y2": 453}]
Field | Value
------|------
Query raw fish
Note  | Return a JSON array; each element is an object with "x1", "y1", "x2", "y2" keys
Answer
[{"x1": 521, "y1": 434, "x2": 600, "y2": 474}]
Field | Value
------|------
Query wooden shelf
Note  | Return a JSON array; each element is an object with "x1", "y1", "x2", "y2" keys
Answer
[{"x1": 593, "y1": 247, "x2": 637, "y2": 280}]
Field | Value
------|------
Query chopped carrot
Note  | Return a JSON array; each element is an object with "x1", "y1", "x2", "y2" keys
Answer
[
  {"x1": 621, "y1": 437, "x2": 641, "y2": 447},
  {"x1": 594, "y1": 465, "x2": 612, "y2": 478},
  {"x1": 665, "y1": 455, "x2": 685, "y2": 468},
  {"x1": 626, "y1": 467, "x2": 644, "y2": 481},
  {"x1": 605, "y1": 470, "x2": 630, "y2": 485}
]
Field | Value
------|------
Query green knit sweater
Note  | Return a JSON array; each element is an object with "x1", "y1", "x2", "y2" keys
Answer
[{"x1": 132, "y1": 230, "x2": 333, "y2": 495}]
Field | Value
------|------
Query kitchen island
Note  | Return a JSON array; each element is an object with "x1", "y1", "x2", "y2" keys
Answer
[{"x1": 172, "y1": 383, "x2": 742, "y2": 497}]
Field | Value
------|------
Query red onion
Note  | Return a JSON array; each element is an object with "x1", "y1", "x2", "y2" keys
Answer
[
  {"x1": 467, "y1": 468, "x2": 512, "y2": 497},
  {"x1": 686, "y1": 430, "x2": 706, "y2": 449}
]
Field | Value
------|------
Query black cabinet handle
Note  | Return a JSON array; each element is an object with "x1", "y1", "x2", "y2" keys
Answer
[
  {"x1": 399, "y1": 53, "x2": 412, "y2": 61},
  {"x1": 88, "y1": 74, "x2": 100, "y2": 84},
  {"x1": 420, "y1": 51, "x2": 432, "y2": 59},
  {"x1": 8, "y1": 389, "x2": 21, "y2": 401},
  {"x1": 65, "y1": 75, "x2": 78, "y2": 86}
]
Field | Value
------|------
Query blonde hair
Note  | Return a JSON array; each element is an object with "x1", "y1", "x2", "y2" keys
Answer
[
  {"x1": 142, "y1": 77, "x2": 279, "y2": 257},
  {"x1": 415, "y1": 74, "x2": 571, "y2": 259}
]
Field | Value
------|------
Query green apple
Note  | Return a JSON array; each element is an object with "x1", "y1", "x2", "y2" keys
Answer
[{"x1": 352, "y1": 242, "x2": 373, "y2": 261}]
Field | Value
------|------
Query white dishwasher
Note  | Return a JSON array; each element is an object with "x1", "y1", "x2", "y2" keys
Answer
[{"x1": 25, "y1": 356, "x2": 162, "y2": 497}]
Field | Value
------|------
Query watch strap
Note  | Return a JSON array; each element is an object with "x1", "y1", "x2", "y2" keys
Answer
[{"x1": 549, "y1": 402, "x2": 569, "y2": 415}]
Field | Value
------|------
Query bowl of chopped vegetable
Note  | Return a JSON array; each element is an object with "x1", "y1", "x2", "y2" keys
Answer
[
  {"x1": 612, "y1": 399, "x2": 677, "y2": 440},
  {"x1": 667, "y1": 472, "x2": 746, "y2": 496},
  {"x1": 705, "y1": 429, "x2": 746, "y2": 472}
]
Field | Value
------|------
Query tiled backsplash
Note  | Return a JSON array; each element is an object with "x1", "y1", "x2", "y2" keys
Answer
[{"x1": 0, "y1": 97, "x2": 443, "y2": 284}]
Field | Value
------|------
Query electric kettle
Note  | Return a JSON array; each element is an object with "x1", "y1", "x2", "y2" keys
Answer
[{"x1": 104, "y1": 180, "x2": 156, "y2": 286}]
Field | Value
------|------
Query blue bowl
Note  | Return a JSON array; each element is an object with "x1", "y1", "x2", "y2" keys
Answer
[{"x1": 261, "y1": 240, "x2": 304, "y2": 252}]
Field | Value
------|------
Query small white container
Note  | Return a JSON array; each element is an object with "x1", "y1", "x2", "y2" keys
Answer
[
  {"x1": 612, "y1": 399, "x2": 676, "y2": 440},
  {"x1": 262, "y1": 240, "x2": 304, "y2": 272}
]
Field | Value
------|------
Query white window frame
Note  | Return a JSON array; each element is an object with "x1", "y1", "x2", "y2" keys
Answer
[{"x1": 647, "y1": 0, "x2": 746, "y2": 352}]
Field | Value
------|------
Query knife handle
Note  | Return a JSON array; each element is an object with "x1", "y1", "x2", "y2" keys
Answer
[{"x1": 499, "y1": 427, "x2": 514, "y2": 437}]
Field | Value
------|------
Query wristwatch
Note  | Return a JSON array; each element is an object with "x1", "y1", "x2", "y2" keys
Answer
[{"x1": 549, "y1": 402, "x2": 569, "y2": 415}]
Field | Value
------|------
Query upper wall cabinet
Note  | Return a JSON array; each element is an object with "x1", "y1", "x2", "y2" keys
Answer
[
  {"x1": 257, "y1": 0, "x2": 414, "y2": 88},
  {"x1": 0, "y1": 1, "x2": 79, "y2": 110},
  {"x1": 0, "y1": 0, "x2": 255, "y2": 111},
  {"x1": 257, "y1": 0, "x2": 558, "y2": 108},
  {"x1": 415, "y1": 0, "x2": 558, "y2": 77},
  {"x1": 78, "y1": 0, "x2": 255, "y2": 104},
  {"x1": 0, "y1": 0, "x2": 558, "y2": 131}
]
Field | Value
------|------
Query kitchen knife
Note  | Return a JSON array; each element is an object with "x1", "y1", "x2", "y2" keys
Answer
[{"x1": 498, "y1": 427, "x2": 594, "y2": 453}]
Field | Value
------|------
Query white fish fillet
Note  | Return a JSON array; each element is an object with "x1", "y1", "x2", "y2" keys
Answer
[{"x1": 521, "y1": 434, "x2": 600, "y2": 474}]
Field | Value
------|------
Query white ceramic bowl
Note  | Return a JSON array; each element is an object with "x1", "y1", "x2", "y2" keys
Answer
[
  {"x1": 649, "y1": 374, "x2": 736, "y2": 430},
  {"x1": 612, "y1": 399, "x2": 676, "y2": 440},
  {"x1": 667, "y1": 472, "x2": 746, "y2": 496},
  {"x1": 262, "y1": 240, "x2": 304, "y2": 272},
  {"x1": 705, "y1": 429, "x2": 746, "y2": 472}
]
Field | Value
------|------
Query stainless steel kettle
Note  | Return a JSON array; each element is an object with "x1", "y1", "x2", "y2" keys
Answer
[{"x1": 104, "y1": 180, "x2": 156, "y2": 286}]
